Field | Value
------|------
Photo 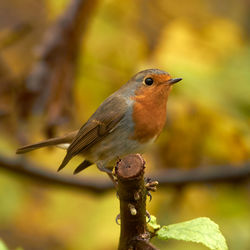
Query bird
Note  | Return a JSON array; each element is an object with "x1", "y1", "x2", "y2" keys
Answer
[{"x1": 16, "y1": 69, "x2": 182, "y2": 174}]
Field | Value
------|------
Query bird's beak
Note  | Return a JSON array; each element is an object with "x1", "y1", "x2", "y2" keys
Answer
[{"x1": 168, "y1": 78, "x2": 182, "y2": 85}]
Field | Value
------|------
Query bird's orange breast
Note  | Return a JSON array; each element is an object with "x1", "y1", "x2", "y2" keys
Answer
[{"x1": 131, "y1": 83, "x2": 171, "y2": 143}]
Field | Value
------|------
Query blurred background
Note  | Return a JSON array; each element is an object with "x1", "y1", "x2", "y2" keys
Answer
[{"x1": 0, "y1": 0, "x2": 249, "y2": 249}]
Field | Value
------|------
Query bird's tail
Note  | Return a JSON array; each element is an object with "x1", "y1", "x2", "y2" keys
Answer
[{"x1": 16, "y1": 131, "x2": 77, "y2": 154}]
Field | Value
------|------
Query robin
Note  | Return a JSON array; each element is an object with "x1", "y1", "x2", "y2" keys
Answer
[{"x1": 16, "y1": 69, "x2": 182, "y2": 174}]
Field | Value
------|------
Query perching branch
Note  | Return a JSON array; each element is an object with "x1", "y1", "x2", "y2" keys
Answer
[
  {"x1": 0, "y1": 154, "x2": 249, "y2": 194},
  {"x1": 115, "y1": 154, "x2": 157, "y2": 250}
]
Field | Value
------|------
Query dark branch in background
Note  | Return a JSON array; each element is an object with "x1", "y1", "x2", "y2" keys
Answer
[
  {"x1": 0, "y1": 22, "x2": 32, "y2": 50},
  {"x1": 0, "y1": 155, "x2": 111, "y2": 194},
  {"x1": 115, "y1": 154, "x2": 157, "y2": 250},
  {"x1": 0, "y1": 154, "x2": 249, "y2": 194},
  {"x1": 17, "y1": 0, "x2": 99, "y2": 137},
  {"x1": 151, "y1": 163, "x2": 250, "y2": 186},
  {"x1": 0, "y1": 22, "x2": 32, "y2": 121}
]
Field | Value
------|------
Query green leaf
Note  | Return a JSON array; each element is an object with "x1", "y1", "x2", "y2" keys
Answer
[
  {"x1": 148, "y1": 215, "x2": 161, "y2": 230},
  {"x1": 156, "y1": 217, "x2": 228, "y2": 250},
  {"x1": 0, "y1": 239, "x2": 8, "y2": 250}
]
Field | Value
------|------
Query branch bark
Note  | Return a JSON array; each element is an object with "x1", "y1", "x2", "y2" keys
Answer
[{"x1": 115, "y1": 154, "x2": 157, "y2": 250}]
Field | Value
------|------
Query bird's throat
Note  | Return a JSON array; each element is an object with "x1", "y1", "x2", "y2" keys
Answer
[{"x1": 131, "y1": 86, "x2": 170, "y2": 143}]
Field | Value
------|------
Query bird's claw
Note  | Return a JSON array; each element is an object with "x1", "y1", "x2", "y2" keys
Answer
[
  {"x1": 147, "y1": 191, "x2": 152, "y2": 202},
  {"x1": 146, "y1": 210, "x2": 151, "y2": 223},
  {"x1": 116, "y1": 191, "x2": 119, "y2": 199},
  {"x1": 115, "y1": 214, "x2": 120, "y2": 225}
]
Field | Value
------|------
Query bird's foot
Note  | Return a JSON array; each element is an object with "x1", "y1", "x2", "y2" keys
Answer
[
  {"x1": 97, "y1": 164, "x2": 113, "y2": 174},
  {"x1": 145, "y1": 178, "x2": 158, "y2": 201}
]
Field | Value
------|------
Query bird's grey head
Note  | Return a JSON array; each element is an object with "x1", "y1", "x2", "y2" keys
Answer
[
  {"x1": 132, "y1": 69, "x2": 169, "y2": 82},
  {"x1": 119, "y1": 69, "x2": 170, "y2": 97}
]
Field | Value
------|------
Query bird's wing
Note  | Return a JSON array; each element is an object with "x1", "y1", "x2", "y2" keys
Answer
[{"x1": 58, "y1": 95, "x2": 128, "y2": 171}]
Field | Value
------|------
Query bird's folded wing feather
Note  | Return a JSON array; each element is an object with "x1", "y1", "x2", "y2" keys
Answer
[{"x1": 57, "y1": 96, "x2": 128, "y2": 171}]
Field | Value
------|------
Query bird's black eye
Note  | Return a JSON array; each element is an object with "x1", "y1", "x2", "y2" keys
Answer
[{"x1": 144, "y1": 77, "x2": 154, "y2": 86}]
